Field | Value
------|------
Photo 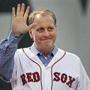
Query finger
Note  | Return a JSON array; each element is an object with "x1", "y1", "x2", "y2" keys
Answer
[
  {"x1": 16, "y1": 4, "x2": 20, "y2": 16},
  {"x1": 24, "y1": 6, "x2": 30, "y2": 19},
  {"x1": 20, "y1": 3, "x2": 25, "y2": 16},
  {"x1": 12, "y1": 7, "x2": 15, "y2": 17}
]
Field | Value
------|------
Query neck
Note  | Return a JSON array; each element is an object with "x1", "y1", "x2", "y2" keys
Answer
[
  {"x1": 41, "y1": 50, "x2": 52, "y2": 56},
  {"x1": 37, "y1": 46, "x2": 54, "y2": 57},
  {"x1": 34, "y1": 43, "x2": 54, "y2": 56}
]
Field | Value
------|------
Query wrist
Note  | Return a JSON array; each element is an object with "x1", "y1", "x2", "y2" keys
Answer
[{"x1": 11, "y1": 32, "x2": 23, "y2": 38}]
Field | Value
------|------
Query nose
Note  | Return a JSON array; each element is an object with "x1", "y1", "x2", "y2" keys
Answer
[{"x1": 44, "y1": 29, "x2": 50, "y2": 36}]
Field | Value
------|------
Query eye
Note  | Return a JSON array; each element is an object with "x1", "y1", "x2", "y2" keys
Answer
[
  {"x1": 47, "y1": 26, "x2": 55, "y2": 32},
  {"x1": 36, "y1": 27, "x2": 45, "y2": 33}
]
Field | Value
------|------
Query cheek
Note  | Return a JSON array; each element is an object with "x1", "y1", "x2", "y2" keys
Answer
[
  {"x1": 52, "y1": 32, "x2": 57, "y2": 41},
  {"x1": 32, "y1": 32, "x2": 56, "y2": 44},
  {"x1": 54, "y1": 33, "x2": 57, "y2": 40},
  {"x1": 32, "y1": 33, "x2": 41, "y2": 42}
]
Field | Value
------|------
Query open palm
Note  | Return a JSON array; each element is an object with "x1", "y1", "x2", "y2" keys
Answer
[{"x1": 12, "y1": 3, "x2": 30, "y2": 36}]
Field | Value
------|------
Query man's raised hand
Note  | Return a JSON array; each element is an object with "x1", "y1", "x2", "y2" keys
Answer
[{"x1": 12, "y1": 3, "x2": 30, "y2": 36}]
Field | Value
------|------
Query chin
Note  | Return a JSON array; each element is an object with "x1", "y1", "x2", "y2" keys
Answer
[
  {"x1": 42, "y1": 43, "x2": 54, "y2": 50},
  {"x1": 37, "y1": 41, "x2": 55, "y2": 49}
]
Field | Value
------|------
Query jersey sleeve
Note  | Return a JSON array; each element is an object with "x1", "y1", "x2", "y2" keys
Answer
[
  {"x1": 77, "y1": 59, "x2": 90, "y2": 90},
  {"x1": 0, "y1": 32, "x2": 22, "y2": 82}
]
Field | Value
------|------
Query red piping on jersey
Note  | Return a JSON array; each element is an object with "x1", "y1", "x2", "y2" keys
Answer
[
  {"x1": 51, "y1": 51, "x2": 66, "y2": 90},
  {"x1": 22, "y1": 49, "x2": 43, "y2": 90}
]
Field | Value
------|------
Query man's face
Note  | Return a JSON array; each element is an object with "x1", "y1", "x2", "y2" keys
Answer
[{"x1": 29, "y1": 14, "x2": 57, "y2": 52}]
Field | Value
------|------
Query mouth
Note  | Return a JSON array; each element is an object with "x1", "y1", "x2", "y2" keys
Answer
[
  {"x1": 41, "y1": 38, "x2": 52, "y2": 40},
  {"x1": 41, "y1": 39, "x2": 52, "y2": 42}
]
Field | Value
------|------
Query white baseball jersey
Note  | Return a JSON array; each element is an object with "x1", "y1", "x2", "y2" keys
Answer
[{"x1": 10, "y1": 48, "x2": 90, "y2": 90}]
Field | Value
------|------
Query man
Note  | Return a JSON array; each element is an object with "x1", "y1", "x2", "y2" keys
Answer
[{"x1": 0, "y1": 3, "x2": 90, "y2": 90}]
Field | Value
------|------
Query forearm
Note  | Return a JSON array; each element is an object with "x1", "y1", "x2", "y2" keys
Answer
[{"x1": 0, "y1": 32, "x2": 22, "y2": 81}]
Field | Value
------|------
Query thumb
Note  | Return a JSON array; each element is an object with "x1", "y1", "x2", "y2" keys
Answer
[{"x1": 27, "y1": 23, "x2": 37, "y2": 31}]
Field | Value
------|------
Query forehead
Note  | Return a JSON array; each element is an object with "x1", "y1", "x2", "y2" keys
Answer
[{"x1": 33, "y1": 14, "x2": 55, "y2": 26}]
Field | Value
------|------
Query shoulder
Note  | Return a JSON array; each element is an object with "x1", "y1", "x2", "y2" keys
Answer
[
  {"x1": 57, "y1": 48, "x2": 81, "y2": 62},
  {"x1": 15, "y1": 47, "x2": 31, "y2": 56},
  {"x1": 16, "y1": 47, "x2": 30, "y2": 52}
]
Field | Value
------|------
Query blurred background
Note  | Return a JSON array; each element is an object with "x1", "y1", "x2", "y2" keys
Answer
[{"x1": 0, "y1": 0, "x2": 90, "y2": 90}]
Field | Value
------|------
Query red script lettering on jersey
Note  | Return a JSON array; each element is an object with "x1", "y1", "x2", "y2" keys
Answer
[
  {"x1": 53, "y1": 72, "x2": 75, "y2": 88},
  {"x1": 21, "y1": 72, "x2": 40, "y2": 85}
]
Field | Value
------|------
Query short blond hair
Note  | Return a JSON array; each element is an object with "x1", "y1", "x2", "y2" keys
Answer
[{"x1": 28, "y1": 10, "x2": 56, "y2": 26}]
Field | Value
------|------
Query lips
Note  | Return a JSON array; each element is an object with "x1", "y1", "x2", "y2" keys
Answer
[{"x1": 40, "y1": 37, "x2": 52, "y2": 40}]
